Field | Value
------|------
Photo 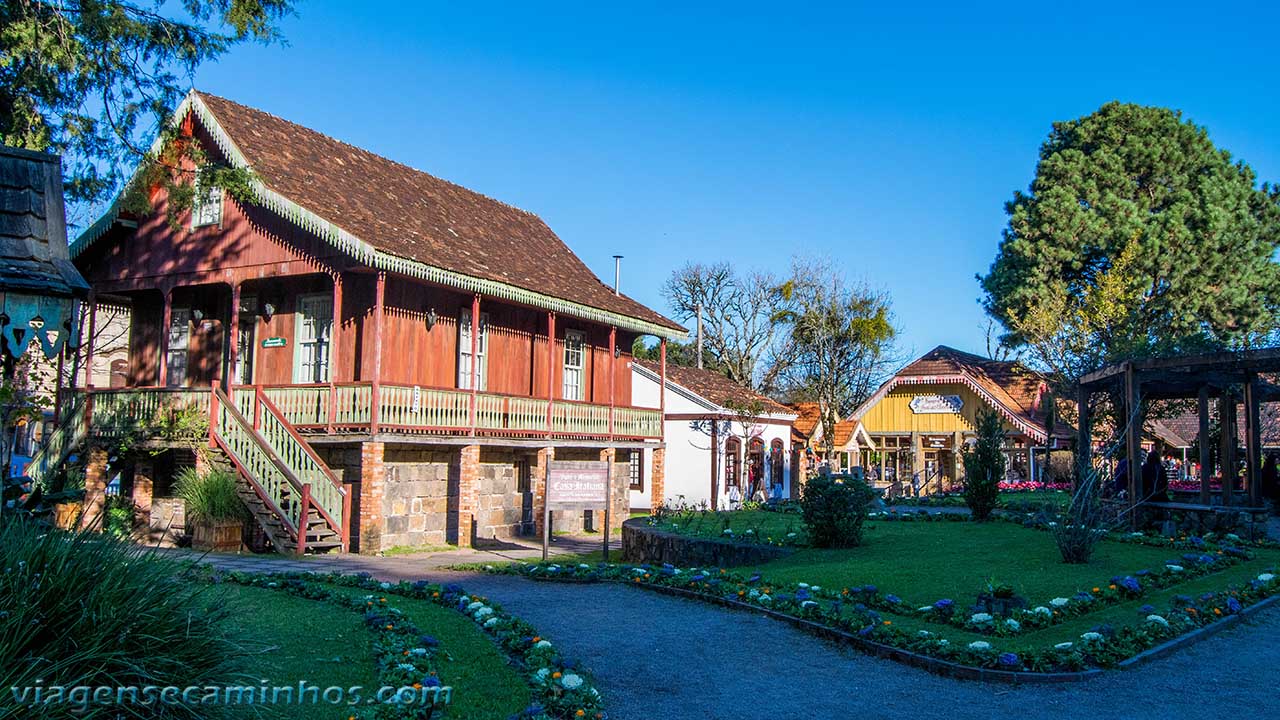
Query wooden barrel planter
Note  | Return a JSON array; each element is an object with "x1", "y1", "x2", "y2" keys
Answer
[{"x1": 190, "y1": 519, "x2": 245, "y2": 552}]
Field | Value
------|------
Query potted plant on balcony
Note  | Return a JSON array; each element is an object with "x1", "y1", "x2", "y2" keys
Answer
[{"x1": 175, "y1": 467, "x2": 249, "y2": 552}]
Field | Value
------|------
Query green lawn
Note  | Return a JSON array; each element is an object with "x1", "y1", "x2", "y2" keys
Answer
[
  {"x1": 222, "y1": 584, "x2": 378, "y2": 718},
  {"x1": 321, "y1": 585, "x2": 532, "y2": 720},
  {"x1": 745, "y1": 521, "x2": 1185, "y2": 606},
  {"x1": 220, "y1": 582, "x2": 531, "y2": 720}
]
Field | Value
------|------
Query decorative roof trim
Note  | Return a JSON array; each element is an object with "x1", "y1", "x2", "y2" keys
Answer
[
  {"x1": 631, "y1": 362, "x2": 798, "y2": 420},
  {"x1": 71, "y1": 92, "x2": 686, "y2": 340},
  {"x1": 850, "y1": 373, "x2": 1048, "y2": 443}
]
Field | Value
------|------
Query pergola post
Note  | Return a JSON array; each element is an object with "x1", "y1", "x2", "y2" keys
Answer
[
  {"x1": 1124, "y1": 363, "x2": 1141, "y2": 521},
  {"x1": 1198, "y1": 385, "x2": 1211, "y2": 505},
  {"x1": 1219, "y1": 393, "x2": 1236, "y2": 507},
  {"x1": 1075, "y1": 383, "x2": 1090, "y2": 488},
  {"x1": 1244, "y1": 374, "x2": 1262, "y2": 507}
]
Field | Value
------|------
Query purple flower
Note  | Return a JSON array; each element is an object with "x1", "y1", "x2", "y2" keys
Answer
[
  {"x1": 421, "y1": 675, "x2": 441, "y2": 687},
  {"x1": 934, "y1": 599, "x2": 954, "y2": 610},
  {"x1": 1139, "y1": 604, "x2": 1156, "y2": 614},
  {"x1": 1120, "y1": 576, "x2": 1141, "y2": 593},
  {"x1": 997, "y1": 652, "x2": 1020, "y2": 667},
  {"x1": 1227, "y1": 597, "x2": 1242, "y2": 613},
  {"x1": 857, "y1": 625, "x2": 876, "y2": 637},
  {"x1": 885, "y1": 594, "x2": 901, "y2": 604}
]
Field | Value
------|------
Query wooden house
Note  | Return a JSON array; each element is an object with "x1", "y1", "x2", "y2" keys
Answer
[{"x1": 39, "y1": 91, "x2": 684, "y2": 553}]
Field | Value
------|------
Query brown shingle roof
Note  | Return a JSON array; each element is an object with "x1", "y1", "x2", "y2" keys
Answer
[
  {"x1": 193, "y1": 92, "x2": 682, "y2": 333},
  {"x1": 637, "y1": 361, "x2": 794, "y2": 415},
  {"x1": 789, "y1": 402, "x2": 821, "y2": 438}
]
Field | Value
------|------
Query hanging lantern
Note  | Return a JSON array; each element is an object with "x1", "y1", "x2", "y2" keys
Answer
[{"x1": 0, "y1": 146, "x2": 89, "y2": 361}]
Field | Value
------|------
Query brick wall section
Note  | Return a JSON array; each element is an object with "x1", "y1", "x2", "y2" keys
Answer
[
  {"x1": 80, "y1": 446, "x2": 109, "y2": 531},
  {"x1": 457, "y1": 445, "x2": 480, "y2": 548},
  {"x1": 358, "y1": 441, "x2": 385, "y2": 554},
  {"x1": 132, "y1": 460, "x2": 155, "y2": 531},
  {"x1": 533, "y1": 447, "x2": 552, "y2": 537},
  {"x1": 651, "y1": 447, "x2": 666, "y2": 513}
]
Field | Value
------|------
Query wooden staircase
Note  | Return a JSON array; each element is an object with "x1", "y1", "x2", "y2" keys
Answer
[
  {"x1": 209, "y1": 387, "x2": 349, "y2": 555},
  {"x1": 204, "y1": 450, "x2": 343, "y2": 554}
]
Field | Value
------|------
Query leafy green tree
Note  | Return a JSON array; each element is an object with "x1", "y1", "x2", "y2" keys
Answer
[
  {"x1": 962, "y1": 408, "x2": 1006, "y2": 521},
  {"x1": 981, "y1": 102, "x2": 1280, "y2": 386},
  {"x1": 1, "y1": 0, "x2": 293, "y2": 224}
]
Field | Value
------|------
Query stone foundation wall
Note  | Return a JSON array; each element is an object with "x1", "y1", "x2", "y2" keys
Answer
[
  {"x1": 621, "y1": 518, "x2": 795, "y2": 567},
  {"x1": 380, "y1": 447, "x2": 454, "y2": 550},
  {"x1": 474, "y1": 448, "x2": 527, "y2": 542}
]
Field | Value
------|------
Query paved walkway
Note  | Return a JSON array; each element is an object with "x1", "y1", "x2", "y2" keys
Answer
[{"x1": 172, "y1": 547, "x2": 1280, "y2": 720}]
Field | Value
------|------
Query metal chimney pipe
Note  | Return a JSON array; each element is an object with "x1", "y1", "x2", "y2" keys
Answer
[
  {"x1": 612, "y1": 255, "x2": 623, "y2": 296},
  {"x1": 695, "y1": 302, "x2": 704, "y2": 369}
]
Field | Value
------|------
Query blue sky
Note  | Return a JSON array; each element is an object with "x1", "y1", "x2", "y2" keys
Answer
[{"x1": 192, "y1": 1, "x2": 1280, "y2": 360}]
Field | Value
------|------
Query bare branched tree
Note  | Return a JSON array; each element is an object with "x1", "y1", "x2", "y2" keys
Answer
[{"x1": 661, "y1": 262, "x2": 792, "y2": 390}]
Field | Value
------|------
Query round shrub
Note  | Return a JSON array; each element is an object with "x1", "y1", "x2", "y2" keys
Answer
[
  {"x1": 0, "y1": 519, "x2": 244, "y2": 718},
  {"x1": 800, "y1": 474, "x2": 876, "y2": 548}
]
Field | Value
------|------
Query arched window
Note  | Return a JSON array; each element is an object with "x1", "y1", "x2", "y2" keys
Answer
[
  {"x1": 725, "y1": 437, "x2": 741, "y2": 487},
  {"x1": 770, "y1": 439, "x2": 785, "y2": 487}
]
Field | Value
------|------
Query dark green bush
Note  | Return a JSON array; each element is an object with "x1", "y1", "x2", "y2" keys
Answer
[
  {"x1": 0, "y1": 519, "x2": 243, "y2": 719},
  {"x1": 800, "y1": 474, "x2": 876, "y2": 548},
  {"x1": 962, "y1": 408, "x2": 1006, "y2": 520},
  {"x1": 103, "y1": 494, "x2": 136, "y2": 538}
]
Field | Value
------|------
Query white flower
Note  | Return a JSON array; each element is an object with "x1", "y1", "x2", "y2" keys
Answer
[
  {"x1": 1166, "y1": 564, "x2": 1185, "y2": 573},
  {"x1": 1054, "y1": 642, "x2": 1073, "y2": 650},
  {"x1": 1259, "y1": 573, "x2": 1276, "y2": 583},
  {"x1": 969, "y1": 612, "x2": 994, "y2": 624},
  {"x1": 1005, "y1": 619, "x2": 1021, "y2": 631},
  {"x1": 1050, "y1": 597, "x2": 1070, "y2": 607},
  {"x1": 1146, "y1": 615, "x2": 1169, "y2": 627},
  {"x1": 579, "y1": 564, "x2": 590, "y2": 569},
  {"x1": 1032, "y1": 606, "x2": 1052, "y2": 616},
  {"x1": 466, "y1": 601, "x2": 484, "y2": 612},
  {"x1": 758, "y1": 594, "x2": 772, "y2": 603},
  {"x1": 409, "y1": 648, "x2": 429, "y2": 656},
  {"x1": 811, "y1": 586, "x2": 822, "y2": 592},
  {"x1": 723, "y1": 529, "x2": 734, "y2": 535},
  {"x1": 535, "y1": 640, "x2": 552, "y2": 649},
  {"x1": 632, "y1": 568, "x2": 646, "y2": 575},
  {"x1": 748, "y1": 589, "x2": 760, "y2": 599},
  {"x1": 379, "y1": 582, "x2": 392, "y2": 590},
  {"x1": 475, "y1": 607, "x2": 494, "y2": 618},
  {"x1": 397, "y1": 663, "x2": 416, "y2": 672},
  {"x1": 787, "y1": 532, "x2": 798, "y2": 538},
  {"x1": 744, "y1": 529, "x2": 755, "y2": 534},
  {"x1": 535, "y1": 668, "x2": 550, "y2": 680},
  {"x1": 798, "y1": 583, "x2": 810, "y2": 589},
  {"x1": 484, "y1": 618, "x2": 499, "y2": 628},
  {"x1": 918, "y1": 630, "x2": 933, "y2": 638},
  {"x1": 938, "y1": 639, "x2": 949, "y2": 646},
  {"x1": 918, "y1": 606, "x2": 934, "y2": 613},
  {"x1": 560, "y1": 673, "x2": 584, "y2": 690},
  {"x1": 801, "y1": 600, "x2": 819, "y2": 609},
  {"x1": 1081, "y1": 632, "x2": 1104, "y2": 642},
  {"x1": 1130, "y1": 532, "x2": 1144, "y2": 537},
  {"x1": 968, "y1": 641, "x2": 991, "y2": 651},
  {"x1": 484, "y1": 564, "x2": 495, "y2": 571}
]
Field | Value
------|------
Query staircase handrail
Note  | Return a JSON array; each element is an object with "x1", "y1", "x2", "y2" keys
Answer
[
  {"x1": 210, "y1": 386, "x2": 307, "y2": 540},
  {"x1": 26, "y1": 394, "x2": 88, "y2": 487},
  {"x1": 254, "y1": 388, "x2": 346, "y2": 537}
]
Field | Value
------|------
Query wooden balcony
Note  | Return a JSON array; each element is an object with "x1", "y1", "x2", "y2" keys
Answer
[{"x1": 78, "y1": 383, "x2": 663, "y2": 442}]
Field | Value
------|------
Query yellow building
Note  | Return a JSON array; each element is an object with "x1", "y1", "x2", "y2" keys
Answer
[{"x1": 833, "y1": 346, "x2": 1071, "y2": 494}]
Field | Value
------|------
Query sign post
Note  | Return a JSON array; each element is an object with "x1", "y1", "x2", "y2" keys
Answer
[{"x1": 545, "y1": 460, "x2": 610, "y2": 562}]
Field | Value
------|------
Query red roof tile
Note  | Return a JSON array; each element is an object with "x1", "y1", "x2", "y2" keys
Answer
[{"x1": 194, "y1": 92, "x2": 682, "y2": 333}]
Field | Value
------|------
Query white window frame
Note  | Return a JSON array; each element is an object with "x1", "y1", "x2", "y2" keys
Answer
[
  {"x1": 458, "y1": 309, "x2": 489, "y2": 391},
  {"x1": 562, "y1": 329, "x2": 585, "y2": 401},
  {"x1": 234, "y1": 293, "x2": 257, "y2": 385},
  {"x1": 191, "y1": 170, "x2": 224, "y2": 228},
  {"x1": 293, "y1": 293, "x2": 333, "y2": 384},
  {"x1": 165, "y1": 308, "x2": 191, "y2": 388}
]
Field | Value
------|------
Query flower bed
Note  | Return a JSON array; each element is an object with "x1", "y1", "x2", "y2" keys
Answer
[
  {"x1": 622, "y1": 517, "x2": 799, "y2": 567},
  {"x1": 216, "y1": 571, "x2": 606, "y2": 720},
  {"x1": 487, "y1": 561, "x2": 1280, "y2": 678}
]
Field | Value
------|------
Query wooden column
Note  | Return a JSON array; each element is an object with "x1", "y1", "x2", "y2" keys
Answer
[
  {"x1": 83, "y1": 292, "x2": 98, "y2": 390},
  {"x1": 370, "y1": 272, "x2": 386, "y2": 435},
  {"x1": 226, "y1": 282, "x2": 241, "y2": 390},
  {"x1": 327, "y1": 273, "x2": 342, "y2": 430},
  {"x1": 607, "y1": 326, "x2": 616, "y2": 437},
  {"x1": 1244, "y1": 374, "x2": 1262, "y2": 507},
  {"x1": 158, "y1": 288, "x2": 173, "y2": 387},
  {"x1": 1220, "y1": 392, "x2": 1237, "y2": 507},
  {"x1": 1076, "y1": 383, "x2": 1090, "y2": 487},
  {"x1": 545, "y1": 312, "x2": 555, "y2": 438},
  {"x1": 1198, "y1": 386, "x2": 1212, "y2": 505},
  {"x1": 710, "y1": 418, "x2": 720, "y2": 509},
  {"x1": 1124, "y1": 364, "x2": 1141, "y2": 517},
  {"x1": 469, "y1": 294, "x2": 480, "y2": 434}
]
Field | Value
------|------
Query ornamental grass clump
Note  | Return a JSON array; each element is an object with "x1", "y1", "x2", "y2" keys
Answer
[
  {"x1": 962, "y1": 409, "x2": 1006, "y2": 520},
  {"x1": 174, "y1": 466, "x2": 249, "y2": 523},
  {"x1": 1052, "y1": 451, "x2": 1112, "y2": 564},
  {"x1": 0, "y1": 519, "x2": 244, "y2": 719},
  {"x1": 800, "y1": 474, "x2": 876, "y2": 548}
]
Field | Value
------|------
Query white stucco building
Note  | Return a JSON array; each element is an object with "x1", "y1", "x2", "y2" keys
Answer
[{"x1": 630, "y1": 361, "x2": 798, "y2": 511}]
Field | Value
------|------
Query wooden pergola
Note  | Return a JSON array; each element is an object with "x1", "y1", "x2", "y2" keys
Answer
[{"x1": 1077, "y1": 348, "x2": 1280, "y2": 516}]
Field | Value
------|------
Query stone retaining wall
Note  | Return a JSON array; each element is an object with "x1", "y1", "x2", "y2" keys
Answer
[{"x1": 621, "y1": 518, "x2": 795, "y2": 567}]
